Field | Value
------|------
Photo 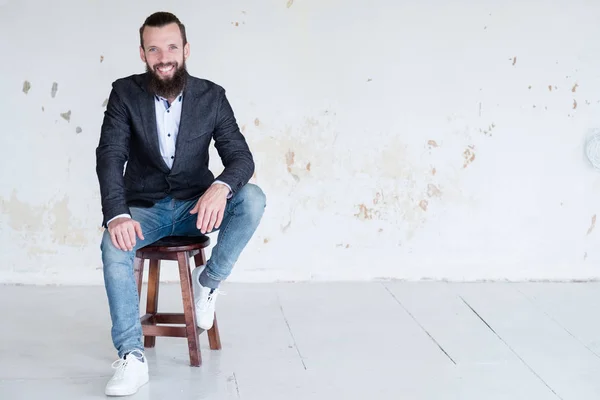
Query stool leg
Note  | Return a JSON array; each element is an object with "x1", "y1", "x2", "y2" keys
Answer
[
  {"x1": 193, "y1": 250, "x2": 207, "y2": 268},
  {"x1": 177, "y1": 251, "x2": 201, "y2": 367},
  {"x1": 207, "y1": 314, "x2": 222, "y2": 350},
  {"x1": 133, "y1": 257, "x2": 144, "y2": 298},
  {"x1": 144, "y1": 259, "x2": 161, "y2": 348}
]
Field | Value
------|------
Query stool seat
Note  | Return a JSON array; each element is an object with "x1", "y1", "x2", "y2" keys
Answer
[
  {"x1": 133, "y1": 235, "x2": 221, "y2": 367},
  {"x1": 141, "y1": 235, "x2": 210, "y2": 252}
]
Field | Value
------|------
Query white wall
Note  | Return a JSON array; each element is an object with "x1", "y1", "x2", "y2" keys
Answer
[{"x1": 2, "y1": 0, "x2": 600, "y2": 284}]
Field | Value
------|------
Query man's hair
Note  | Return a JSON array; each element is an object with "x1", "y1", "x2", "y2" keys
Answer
[{"x1": 139, "y1": 12, "x2": 187, "y2": 49}]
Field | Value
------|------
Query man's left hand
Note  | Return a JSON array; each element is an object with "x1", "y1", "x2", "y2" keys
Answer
[{"x1": 190, "y1": 183, "x2": 230, "y2": 233}]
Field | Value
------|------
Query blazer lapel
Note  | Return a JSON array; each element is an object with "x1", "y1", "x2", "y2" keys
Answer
[
  {"x1": 171, "y1": 79, "x2": 199, "y2": 172},
  {"x1": 138, "y1": 81, "x2": 171, "y2": 173}
]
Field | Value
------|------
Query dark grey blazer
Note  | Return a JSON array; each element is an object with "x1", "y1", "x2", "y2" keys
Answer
[{"x1": 96, "y1": 72, "x2": 254, "y2": 227}]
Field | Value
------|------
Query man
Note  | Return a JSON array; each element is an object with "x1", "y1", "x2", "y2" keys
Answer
[{"x1": 96, "y1": 11, "x2": 266, "y2": 397}]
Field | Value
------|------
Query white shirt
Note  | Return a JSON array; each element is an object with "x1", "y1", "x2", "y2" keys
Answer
[{"x1": 107, "y1": 93, "x2": 231, "y2": 225}]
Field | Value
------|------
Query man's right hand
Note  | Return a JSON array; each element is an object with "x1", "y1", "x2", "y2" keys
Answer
[{"x1": 107, "y1": 217, "x2": 145, "y2": 251}]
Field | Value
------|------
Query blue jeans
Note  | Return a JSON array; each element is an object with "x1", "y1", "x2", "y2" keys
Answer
[{"x1": 101, "y1": 183, "x2": 266, "y2": 357}]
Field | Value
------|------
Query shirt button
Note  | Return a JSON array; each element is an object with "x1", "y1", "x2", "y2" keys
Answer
[
  {"x1": 167, "y1": 110, "x2": 170, "y2": 113},
  {"x1": 171, "y1": 156, "x2": 174, "y2": 159},
  {"x1": 168, "y1": 134, "x2": 171, "y2": 137}
]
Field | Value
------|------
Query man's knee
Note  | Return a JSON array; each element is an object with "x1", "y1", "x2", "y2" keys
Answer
[
  {"x1": 100, "y1": 231, "x2": 134, "y2": 273},
  {"x1": 237, "y1": 183, "x2": 266, "y2": 219}
]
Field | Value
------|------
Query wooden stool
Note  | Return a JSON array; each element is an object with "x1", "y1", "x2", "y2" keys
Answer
[{"x1": 133, "y1": 235, "x2": 222, "y2": 367}]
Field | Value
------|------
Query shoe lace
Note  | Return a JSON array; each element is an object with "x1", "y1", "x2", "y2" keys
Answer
[
  {"x1": 199, "y1": 289, "x2": 226, "y2": 311},
  {"x1": 111, "y1": 358, "x2": 129, "y2": 380},
  {"x1": 110, "y1": 350, "x2": 144, "y2": 379}
]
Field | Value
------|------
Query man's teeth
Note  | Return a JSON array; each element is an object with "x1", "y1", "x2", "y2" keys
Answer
[{"x1": 158, "y1": 65, "x2": 173, "y2": 72}]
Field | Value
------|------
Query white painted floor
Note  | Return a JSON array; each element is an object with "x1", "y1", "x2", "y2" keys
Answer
[{"x1": 1, "y1": 282, "x2": 600, "y2": 399}]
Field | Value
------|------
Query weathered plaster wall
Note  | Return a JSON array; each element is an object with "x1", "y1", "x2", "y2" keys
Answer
[{"x1": 2, "y1": 0, "x2": 600, "y2": 284}]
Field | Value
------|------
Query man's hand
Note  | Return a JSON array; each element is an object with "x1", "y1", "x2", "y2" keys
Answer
[
  {"x1": 108, "y1": 217, "x2": 145, "y2": 251},
  {"x1": 190, "y1": 184, "x2": 230, "y2": 233}
]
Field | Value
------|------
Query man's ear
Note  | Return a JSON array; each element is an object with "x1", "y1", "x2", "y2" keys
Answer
[
  {"x1": 184, "y1": 42, "x2": 190, "y2": 60},
  {"x1": 139, "y1": 46, "x2": 146, "y2": 63}
]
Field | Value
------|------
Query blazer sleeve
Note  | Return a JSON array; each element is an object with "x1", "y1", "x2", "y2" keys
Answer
[
  {"x1": 96, "y1": 86, "x2": 132, "y2": 227},
  {"x1": 212, "y1": 90, "x2": 255, "y2": 195}
]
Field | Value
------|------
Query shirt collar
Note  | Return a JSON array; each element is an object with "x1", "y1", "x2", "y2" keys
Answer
[{"x1": 154, "y1": 93, "x2": 183, "y2": 103}]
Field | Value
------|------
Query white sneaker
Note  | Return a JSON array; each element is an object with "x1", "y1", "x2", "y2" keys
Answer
[
  {"x1": 105, "y1": 350, "x2": 149, "y2": 397},
  {"x1": 192, "y1": 267, "x2": 222, "y2": 330}
]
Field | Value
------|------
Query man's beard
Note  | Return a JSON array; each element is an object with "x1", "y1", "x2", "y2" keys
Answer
[{"x1": 146, "y1": 60, "x2": 187, "y2": 99}]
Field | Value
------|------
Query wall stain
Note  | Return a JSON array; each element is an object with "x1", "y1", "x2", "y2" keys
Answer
[
  {"x1": 285, "y1": 150, "x2": 295, "y2": 172},
  {"x1": 367, "y1": 78, "x2": 372, "y2": 82},
  {"x1": 281, "y1": 219, "x2": 291, "y2": 233},
  {"x1": 463, "y1": 146, "x2": 476, "y2": 168},
  {"x1": 102, "y1": 98, "x2": 108, "y2": 107},
  {"x1": 427, "y1": 140, "x2": 439, "y2": 148},
  {"x1": 41, "y1": 106, "x2": 45, "y2": 112},
  {"x1": 61, "y1": 110, "x2": 71, "y2": 122},
  {"x1": 306, "y1": 162, "x2": 311, "y2": 171},
  {"x1": 263, "y1": 238, "x2": 269, "y2": 244},
  {"x1": 286, "y1": 0, "x2": 294, "y2": 8},
  {"x1": 241, "y1": 124, "x2": 247, "y2": 133},
  {"x1": 254, "y1": 118, "x2": 260, "y2": 126},
  {"x1": 572, "y1": 83, "x2": 579, "y2": 93},
  {"x1": 548, "y1": 85, "x2": 552, "y2": 92},
  {"x1": 587, "y1": 214, "x2": 596, "y2": 235},
  {"x1": 512, "y1": 56, "x2": 517, "y2": 66},
  {"x1": 76, "y1": 127, "x2": 82, "y2": 134},
  {"x1": 51, "y1": 82, "x2": 58, "y2": 98},
  {"x1": 584, "y1": 252, "x2": 588, "y2": 261},
  {"x1": 419, "y1": 199, "x2": 429, "y2": 211},
  {"x1": 100, "y1": 55, "x2": 104, "y2": 63},
  {"x1": 573, "y1": 100, "x2": 578, "y2": 109},
  {"x1": 427, "y1": 183, "x2": 442, "y2": 198},
  {"x1": 432, "y1": 167, "x2": 437, "y2": 175},
  {"x1": 22, "y1": 81, "x2": 31, "y2": 94},
  {"x1": 355, "y1": 204, "x2": 373, "y2": 220}
]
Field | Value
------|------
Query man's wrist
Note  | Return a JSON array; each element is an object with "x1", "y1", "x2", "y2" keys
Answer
[{"x1": 211, "y1": 180, "x2": 233, "y2": 199}]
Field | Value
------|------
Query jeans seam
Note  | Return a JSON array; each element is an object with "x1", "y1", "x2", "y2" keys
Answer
[{"x1": 206, "y1": 206, "x2": 235, "y2": 280}]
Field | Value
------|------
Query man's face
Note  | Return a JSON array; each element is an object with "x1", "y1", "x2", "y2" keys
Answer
[{"x1": 140, "y1": 23, "x2": 190, "y2": 96}]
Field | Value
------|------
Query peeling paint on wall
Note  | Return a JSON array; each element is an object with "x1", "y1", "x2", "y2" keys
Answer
[
  {"x1": 60, "y1": 110, "x2": 71, "y2": 122},
  {"x1": 76, "y1": 126, "x2": 82, "y2": 134},
  {"x1": 572, "y1": 83, "x2": 578, "y2": 93},
  {"x1": 51, "y1": 82, "x2": 58, "y2": 98},
  {"x1": 286, "y1": 0, "x2": 294, "y2": 8},
  {"x1": 419, "y1": 199, "x2": 428, "y2": 211}
]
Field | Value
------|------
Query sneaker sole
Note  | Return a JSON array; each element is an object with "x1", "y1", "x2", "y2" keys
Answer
[{"x1": 105, "y1": 375, "x2": 149, "y2": 396}]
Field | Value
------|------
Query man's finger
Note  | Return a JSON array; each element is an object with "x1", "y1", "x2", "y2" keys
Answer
[
  {"x1": 190, "y1": 202, "x2": 199, "y2": 214},
  {"x1": 134, "y1": 222, "x2": 145, "y2": 241},
  {"x1": 110, "y1": 231, "x2": 120, "y2": 249},
  {"x1": 214, "y1": 208, "x2": 224, "y2": 230},
  {"x1": 206, "y1": 210, "x2": 218, "y2": 233},
  {"x1": 127, "y1": 224, "x2": 136, "y2": 250},
  {"x1": 200, "y1": 208, "x2": 210, "y2": 233},
  {"x1": 115, "y1": 230, "x2": 128, "y2": 251},
  {"x1": 196, "y1": 203, "x2": 207, "y2": 230},
  {"x1": 121, "y1": 228, "x2": 133, "y2": 251}
]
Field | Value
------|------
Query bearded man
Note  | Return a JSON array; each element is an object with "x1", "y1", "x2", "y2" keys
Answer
[{"x1": 95, "y1": 11, "x2": 266, "y2": 396}]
